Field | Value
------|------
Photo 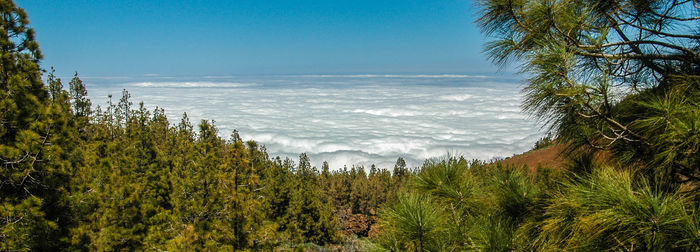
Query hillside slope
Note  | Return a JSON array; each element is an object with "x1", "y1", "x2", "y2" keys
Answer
[{"x1": 497, "y1": 144, "x2": 568, "y2": 172}]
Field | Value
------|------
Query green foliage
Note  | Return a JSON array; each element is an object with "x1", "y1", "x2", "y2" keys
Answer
[
  {"x1": 393, "y1": 157, "x2": 409, "y2": 179},
  {"x1": 632, "y1": 77, "x2": 700, "y2": 185},
  {"x1": 378, "y1": 194, "x2": 447, "y2": 252},
  {"x1": 374, "y1": 156, "x2": 699, "y2": 251},
  {"x1": 538, "y1": 167, "x2": 699, "y2": 250},
  {"x1": 69, "y1": 72, "x2": 91, "y2": 136},
  {"x1": 0, "y1": 0, "x2": 72, "y2": 249},
  {"x1": 283, "y1": 154, "x2": 338, "y2": 245},
  {"x1": 468, "y1": 214, "x2": 516, "y2": 251},
  {"x1": 533, "y1": 133, "x2": 554, "y2": 150},
  {"x1": 491, "y1": 167, "x2": 539, "y2": 224},
  {"x1": 461, "y1": 2, "x2": 700, "y2": 248},
  {"x1": 477, "y1": 0, "x2": 700, "y2": 188},
  {"x1": 0, "y1": 197, "x2": 57, "y2": 251},
  {"x1": 60, "y1": 97, "x2": 358, "y2": 249},
  {"x1": 414, "y1": 157, "x2": 474, "y2": 207}
]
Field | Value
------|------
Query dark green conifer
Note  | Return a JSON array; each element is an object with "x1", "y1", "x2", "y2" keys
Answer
[{"x1": 0, "y1": 1, "x2": 71, "y2": 249}]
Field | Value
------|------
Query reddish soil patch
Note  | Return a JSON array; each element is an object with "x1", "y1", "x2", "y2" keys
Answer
[{"x1": 497, "y1": 145, "x2": 568, "y2": 173}]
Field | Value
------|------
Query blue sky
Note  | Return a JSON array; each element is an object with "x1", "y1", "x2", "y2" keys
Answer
[{"x1": 18, "y1": 0, "x2": 498, "y2": 76}]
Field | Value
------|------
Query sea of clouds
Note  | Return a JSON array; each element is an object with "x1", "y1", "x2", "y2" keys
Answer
[{"x1": 84, "y1": 74, "x2": 544, "y2": 170}]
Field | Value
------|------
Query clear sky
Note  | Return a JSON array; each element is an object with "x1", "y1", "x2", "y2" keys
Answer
[{"x1": 17, "y1": 0, "x2": 498, "y2": 77}]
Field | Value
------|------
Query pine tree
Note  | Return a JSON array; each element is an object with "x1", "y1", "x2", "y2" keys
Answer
[
  {"x1": 284, "y1": 153, "x2": 337, "y2": 245},
  {"x1": 393, "y1": 157, "x2": 408, "y2": 179},
  {"x1": 225, "y1": 129, "x2": 260, "y2": 249},
  {"x1": 68, "y1": 72, "x2": 91, "y2": 137},
  {"x1": 477, "y1": 0, "x2": 700, "y2": 188},
  {"x1": 0, "y1": 1, "x2": 71, "y2": 249},
  {"x1": 350, "y1": 166, "x2": 371, "y2": 214}
]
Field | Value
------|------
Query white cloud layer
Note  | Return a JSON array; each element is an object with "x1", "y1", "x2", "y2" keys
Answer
[{"x1": 86, "y1": 75, "x2": 543, "y2": 170}]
